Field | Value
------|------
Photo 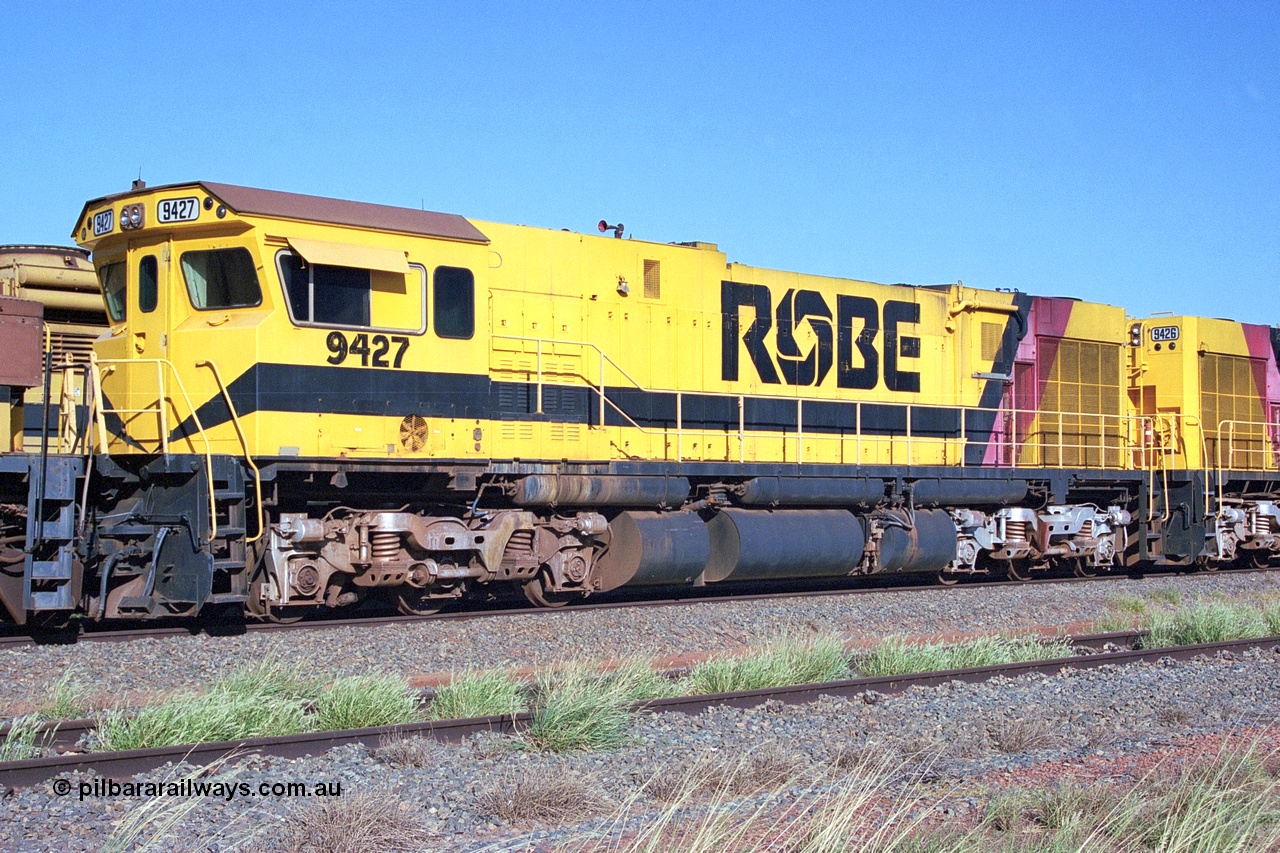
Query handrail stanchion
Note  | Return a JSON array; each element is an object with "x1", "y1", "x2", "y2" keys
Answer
[
  {"x1": 676, "y1": 392, "x2": 682, "y2": 464},
  {"x1": 156, "y1": 361, "x2": 169, "y2": 458},
  {"x1": 797, "y1": 399, "x2": 803, "y2": 465},
  {"x1": 738, "y1": 396, "x2": 744, "y2": 463},
  {"x1": 856, "y1": 402, "x2": 862, "y2": 463},
  {"x1": 535, "y1": 339, "x2": 544, "y2": 415},
  {"x1": 197, "y1": 360, "x2": 267, "y2": 545},
  {"x1": 906, "y1": 404, "x2": 912, "y2": 468},
  {"x1": 95, "y1": 358, "x2": 219, "y2": 540}
]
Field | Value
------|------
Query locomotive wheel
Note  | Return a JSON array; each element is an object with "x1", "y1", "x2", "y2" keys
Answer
[
  {"x1": 1004, "y1": 559, "x2": 1033, "y2": 582},
  {"x1": 396, "y1": 591, "x2": 443, "y2": 616},
  {"x1": 936, "y1": 571, "x2": 961, "y2": 586},
  {"x1": 265, "y1": 605, "x2": 304, "y2": 624},
  {"x1": 1196, "y1": 556, "x2": 1220, "y2": 573},
  {"x1": 1072, "y1": 558, "x2": 1097, "y2": 578},
  {"x1": 1246, "y1": 551, "x2": 1274, "y2": 569},
  {"x1": 522, "y1": 573, "x2": 574, "y2": 608}
]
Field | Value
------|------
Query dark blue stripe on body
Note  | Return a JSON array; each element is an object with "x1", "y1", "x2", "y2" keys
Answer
[{"x1": 169, "y1": 363, "x2": 994, "y2": 446}]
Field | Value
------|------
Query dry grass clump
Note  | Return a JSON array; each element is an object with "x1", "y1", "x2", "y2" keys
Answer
[
  {"x1": 988, "y1": 718, "x2": 1060, "y2": 754},
  {"x1": 984, "y1": 782, "x2": 1121, "y2": 834},
  {"x1": 1156, "y1": 704, "x2": 1196, "y2": 727},
  {"x1": 644, "y1": 743, "x2": 813, "y2": 802},
  {"x1": 376, "y1": 732, "x2": 448, "y2": 768},
  {"x1": 269, "y1": 791, "x2": 436, "y2": 853},
  {"x1": 980, "y1": 742, "x2": 1280, "y2": 851},
  {"x1": 551, "y1": 737, "x2": 1280, "y2": 853},
  {"x1": 474, "y1": 766, "x2": 614, "y2": 824},
  {"x1": 561, "y1": 755, "x2": 934, "y2": 853}
]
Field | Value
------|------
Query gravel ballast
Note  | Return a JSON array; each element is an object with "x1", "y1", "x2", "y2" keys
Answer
[
  {"x1": 3, "y1": 571, "x2": 1280, "y2": 716},
  {"x1": 2, "y1": 646, "x2": 1279, "y2": 851}
]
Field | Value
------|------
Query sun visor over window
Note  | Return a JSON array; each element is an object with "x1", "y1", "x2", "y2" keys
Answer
[{"x1": 286, "y1": 238, "x2": 410, "y2": 274}]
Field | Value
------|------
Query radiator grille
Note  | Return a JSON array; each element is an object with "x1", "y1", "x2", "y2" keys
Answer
[{"x1": 643, "y1": 260, "x2": 660, "y2": 299}]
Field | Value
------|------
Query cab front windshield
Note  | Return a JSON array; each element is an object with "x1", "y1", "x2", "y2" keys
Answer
[{"x1": 98, "y1": 262, "x2": 126, "y2": 322}]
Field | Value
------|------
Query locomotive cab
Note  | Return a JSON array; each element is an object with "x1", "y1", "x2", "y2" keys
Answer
[{"x1": 74, "y1": 181, "x2": 490, "y2": 461}]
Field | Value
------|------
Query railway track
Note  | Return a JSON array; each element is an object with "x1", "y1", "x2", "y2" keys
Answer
[
  {"x1": 1, "y1": 567, "x2": 1268, "y2": 650},
  {"x1": 3, "y1": 628, "x2": 1275, "y2": 791}
]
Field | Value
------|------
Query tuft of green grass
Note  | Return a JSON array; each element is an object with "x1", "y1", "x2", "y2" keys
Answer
[
  {"x1": 210, "y1": 658, "x2": 324, "y2": 703},
  {"x1": 1262, "y1": 602, "x2": 1280, "y2": 637},
  {"x1": 1107, "y1": 593, "x2": 1149, "y2": 615},
  {"x1": 1146, "y1": 587, "x2": 1182, "y2": 606},
  {"x1": 1091, "y1": 613, "x2": 1132, "y2": 633},
  {"x1": 40, "y1": 668, "x2": 88, "y2": 720},
  {"x1": 0, "y1": 715, "x2": 47, "y2": 761},
  {"x1": 855, "y1": 634, "x2": 1074, "y2": 678},
  {"x1": 312, "y1": 675, "x2": 419, "y2": 732},
  {"x1": 605, "y1": 657, "x2": 681, "y2": 703},
  {"x1": 96, "y1": 694, "x2": 307, "y2": 751},
  {"x1": 680, "y1": 634, "x2": 851, "y2": 695},
  {"x1": 425, "y1": 669, "x2": 526, "y2": 720},
  {"x1": 523, "y1": 663, "x2": 636, "y2": 753},
  {"x1": 1143, "y1": 601, "x2": 1269, "y2": 648}
]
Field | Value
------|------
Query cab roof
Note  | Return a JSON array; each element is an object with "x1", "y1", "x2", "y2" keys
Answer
[{"x1": 75, "y1": 181, "x2": 489, "y2": 244}]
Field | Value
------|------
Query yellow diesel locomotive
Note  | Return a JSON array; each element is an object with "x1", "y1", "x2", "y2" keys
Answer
[{"x1": 0, "y1": 179, "x2": 1275, "y2": 625}]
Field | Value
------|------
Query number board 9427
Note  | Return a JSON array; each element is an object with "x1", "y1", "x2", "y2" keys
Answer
[
  {"x1": 326, "y1": 331, "x2": 410, "y2": 368},
  {"x1": 157, "y1": 197, "x2": 201, "y2": 224}
]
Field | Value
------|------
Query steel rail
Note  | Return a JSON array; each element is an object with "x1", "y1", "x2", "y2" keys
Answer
[{"x1": 2, "y1": 631, "x2": 1275, "y2": 791}]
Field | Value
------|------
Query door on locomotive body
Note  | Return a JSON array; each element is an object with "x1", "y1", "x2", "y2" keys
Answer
[
  {"x1": 1270, "y1": 403, "x2": 1280, "y2": 469},
  {"x1": 422, "y1": 257, "x2": 485, "y2": 460},
  {"x1": 95, "y1": 236, "x2": 174, "y2": 452}
]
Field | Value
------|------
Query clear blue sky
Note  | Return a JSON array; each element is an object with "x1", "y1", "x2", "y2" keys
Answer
[{"x1": 3, "y1": 1, "x2": 1276, "y2": 322}]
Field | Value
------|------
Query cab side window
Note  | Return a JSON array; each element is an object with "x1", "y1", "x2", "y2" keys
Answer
[
  {"x1": 180, "y1": 248, "x2": 262, "y2": 310},
  {"x1": 139, "y1": 256, "x2": 158, "y2": 313},
  {"x1": 276, "y1": 251, "x2": 425, "y2": 333},
  {"x1": 434, "y1": 266, "x2": 474, "y2": 339},
  {"x1": 280, "y1": 254, "x2": 370, "y2": 326}
]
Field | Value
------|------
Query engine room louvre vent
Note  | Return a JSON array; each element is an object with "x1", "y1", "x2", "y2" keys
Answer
[
  {"x1": 643, "y1": 259, "x2": 660, "y2": 299},
  {"x1": 399, "y1": 414, "x2": 428, "y2": 451},
  {"x1": 981, "y1": 322, "x2": 1003, "y2": 361}
]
